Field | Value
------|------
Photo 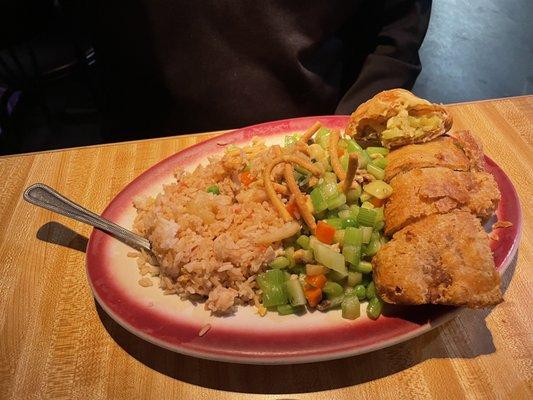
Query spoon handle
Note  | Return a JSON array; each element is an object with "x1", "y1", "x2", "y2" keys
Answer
[{"x1": 23, "y1": 183, "x2": 151, "y2": 253}]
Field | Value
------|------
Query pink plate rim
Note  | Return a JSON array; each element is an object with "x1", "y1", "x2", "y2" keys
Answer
[{"x1": 86, "y1": 115, "x2": 522, "y2": 364}]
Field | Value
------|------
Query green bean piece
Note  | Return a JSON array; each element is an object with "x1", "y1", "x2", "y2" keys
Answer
[
  {"x1": 355, "y1": 260, "x2": 373, "y2": 274},
  {"x1": 296, "y1": 235, "x2": 310, "y2": 250},
  {"x1": 277, "y1": 304, "x2": 303, "y2": 315},
  {"x1": 367, "y1": 296, "x2": 384, "y2": 320},
  {"x1": 206, "y1": 185, "x2": 220, "y2": 195},
  {"x1": 366, "y1": 281, "x2": 376, "y2": 299},
  {"x1": 354, "y1": 284, "x2": 367, "y2": 300},
  {"x1": 285, "y1": 247, "x2": 296, "y2": 268},
  {"x1": 269, "y1": 256, "x2": 290, "y2": 269},
  {"x1": 365, "y1": 235, "x2": 381, "y2": 257}
]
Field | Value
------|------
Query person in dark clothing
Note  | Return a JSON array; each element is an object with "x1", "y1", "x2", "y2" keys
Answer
[{"x1": 83, "y1": 0, "x2": 432, "y2": 140}]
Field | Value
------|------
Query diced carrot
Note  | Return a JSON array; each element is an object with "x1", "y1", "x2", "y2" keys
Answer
[
  {"x1": 369, "y1": 197, "x2": 384, "y2": 207},
  {"x1": 316, "y1": 220, "x2": 336, "y2": 244},
  {"x1": 337, "y1": 148, "x2": 344, "y2": 157},
  {"x1": 304, "y1": 286, "x2": 323, "y2": 308},
  {"x1": 305, "y1": 274, "x2": 327, "y2": 289},
  {"x1": 239, "y1": 171, "x2": 255, "y2": 186}
]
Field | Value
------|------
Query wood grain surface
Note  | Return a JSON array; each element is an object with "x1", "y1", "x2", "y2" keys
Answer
[{"x1": 0, "y1": 96, "x2": 532, "y2": 399}]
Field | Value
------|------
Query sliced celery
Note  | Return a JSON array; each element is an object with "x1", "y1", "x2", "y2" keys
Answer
[
  {"x1": 309, "y1": 237, "x2": 347, "y2": 276},
  {"x1": 323, "y1": 281, "x2": 344, "y2": 298},
  {"x1": 346, "y1": 185, "x2": 362, "y2": 203},
  {"x1": 306, "y1": 264, "x2": 329, "y2": 276},
  {"x1": 285, "y1": 279, "x2": 307, "y2": 306},
  {"x1": 269, "y1": 256, "x2": 289, "y2": 269},
  {"x1": 341, "y1": 296, "x2": 361, "y2": 320},
  {"x1": 340, "y1": 153, "x2": 349, "y2": 171},
  {"x1": 316, "y1": 128, "x2": 330, "y2": 149},
  {"x1": 357, "y1": 207, "x2": 377, "y2": 227},
  {"x1": 341, "y1": 218, "x2": 358, "y2": 228},
  {"x1": 337, "y1": 209, "x2": 351, "y2": 219},
  {"x1": 361, "y1": 226, "x2": 373, "y2": 244},
  {"x1": 360, "y1": 191, "x2": 372, "y2": 202},
  {"x1": 327, "y1": 269, "x2": 347, "y2": 282},
  {"x1": 366, "y1": 146, "x2": 389, "y2": 156},
  {"x1": 344, "y1": 227, "x2": 363, "y2": 247},
  {"x1": 325, "y1": 218, "x2": 343, "y2": 230},
  {"x1": 361, "y1": 201, "x2": 374, "y2": 209},
  {"x1": 367, "y1": 163, "x2": 385, "y2": 180},
  {"x1": 284, "y1": 133, "x2": 300, "y2": 147},
  {"x1": 355, "y1": 149, "x2": 371, "y2": 168},
  {"x1": 342, "y1": 244, "x2": 361, "y2": 266},
  {"x1": 333, "y1": 229, "x2": 345, "y2": 246},
  {"x1": 314, "y1": 245, "x2": 347, "y2": 276},
  {"x1": 346, "y1": 138, "x2": 363, "y2": 153},
  {"x1": 347, "y1": 271, "x2": 363, "y2": 287},
  {"x1": 257, "y1": 274, "x2": 287, "y2": 307},
  {"x1": 310, "y1": 187, "x2": 328, "y2": 213},
  {"x1": 349, "y1": 204, "x2": 360, "y2": 218},
  {"x1": 370, "y1": 157, "x2": 388, "y2": 170},
  {"x1": 363, "y1": 181, "x2": 393, "y2": 199},
  {"x1": 323, "y1": 171, "x2": 337, "y2": 184},
  {"x1": 374, "y1": 207, "x2": 384, "y2": 223},
  {"x1": 266, "y1": 269, "x2": 287, "y2": 285},
  {"x1": 327, "y1": 193, "x2": 347, "y2": 210},
  {"x1": 374, "y1": 220, "x2": 385, "y2": 231}
]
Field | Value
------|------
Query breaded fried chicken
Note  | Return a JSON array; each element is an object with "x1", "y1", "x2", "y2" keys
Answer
[
  {"x1": 373, "y1": 211, "x2": 502, "y2": 308},
  {"x1": 384, "y1": 167, "x2": 500, "y2": 235},
  {"x1": 385, "y1": 130, "x2": 484, "y2": 181}
]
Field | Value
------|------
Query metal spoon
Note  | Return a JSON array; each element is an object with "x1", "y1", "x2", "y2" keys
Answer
[{"x1": 23, "y1": 183, "x2": 153, "y2": 257}]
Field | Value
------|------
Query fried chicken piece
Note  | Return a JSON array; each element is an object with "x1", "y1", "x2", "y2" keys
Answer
[
  {"x1": 384, "y1": 167, "x2": 500, "y2": 235},
  {"x1": 373, "y1": 211, "x2": 502, "y2": 308},
  {"x1": 345, "y1": 89, "x2": 452, "y2": 148},
  {"x1": 384, "y1": 130, "x2": 485, "y2": 182}
]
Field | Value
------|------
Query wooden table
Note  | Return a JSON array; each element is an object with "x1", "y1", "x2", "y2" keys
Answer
[{"x1": 1, "y1": 96, "x2": 532, "y2": 399}]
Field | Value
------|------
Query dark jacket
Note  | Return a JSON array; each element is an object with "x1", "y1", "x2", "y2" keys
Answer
[{"x1": 88, "y1": 0, "x2": 431, "y2": 139}]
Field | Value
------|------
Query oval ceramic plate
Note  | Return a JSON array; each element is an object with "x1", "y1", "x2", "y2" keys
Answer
[{"x1": 86, "y1": 116, "x2": 521, "y2": 364}]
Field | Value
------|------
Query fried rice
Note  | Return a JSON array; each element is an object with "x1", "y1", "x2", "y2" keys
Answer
[{"x1": 133, "y1": 139, "x2": 302, "y2": 313}]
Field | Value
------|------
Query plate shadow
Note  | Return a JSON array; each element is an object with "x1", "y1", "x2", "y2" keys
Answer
[{"x1": 93, "y1": 252, "x2": 516, "y2": 394}]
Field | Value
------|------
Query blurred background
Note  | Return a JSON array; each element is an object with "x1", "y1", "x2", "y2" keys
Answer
[{"x1": 0, "y1": 0, "x2": 532, "y2": 155}]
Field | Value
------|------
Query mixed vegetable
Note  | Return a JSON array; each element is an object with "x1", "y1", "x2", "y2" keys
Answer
[{"x1": 223, "y1": 123, "x2": 393, "y2": 320}]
